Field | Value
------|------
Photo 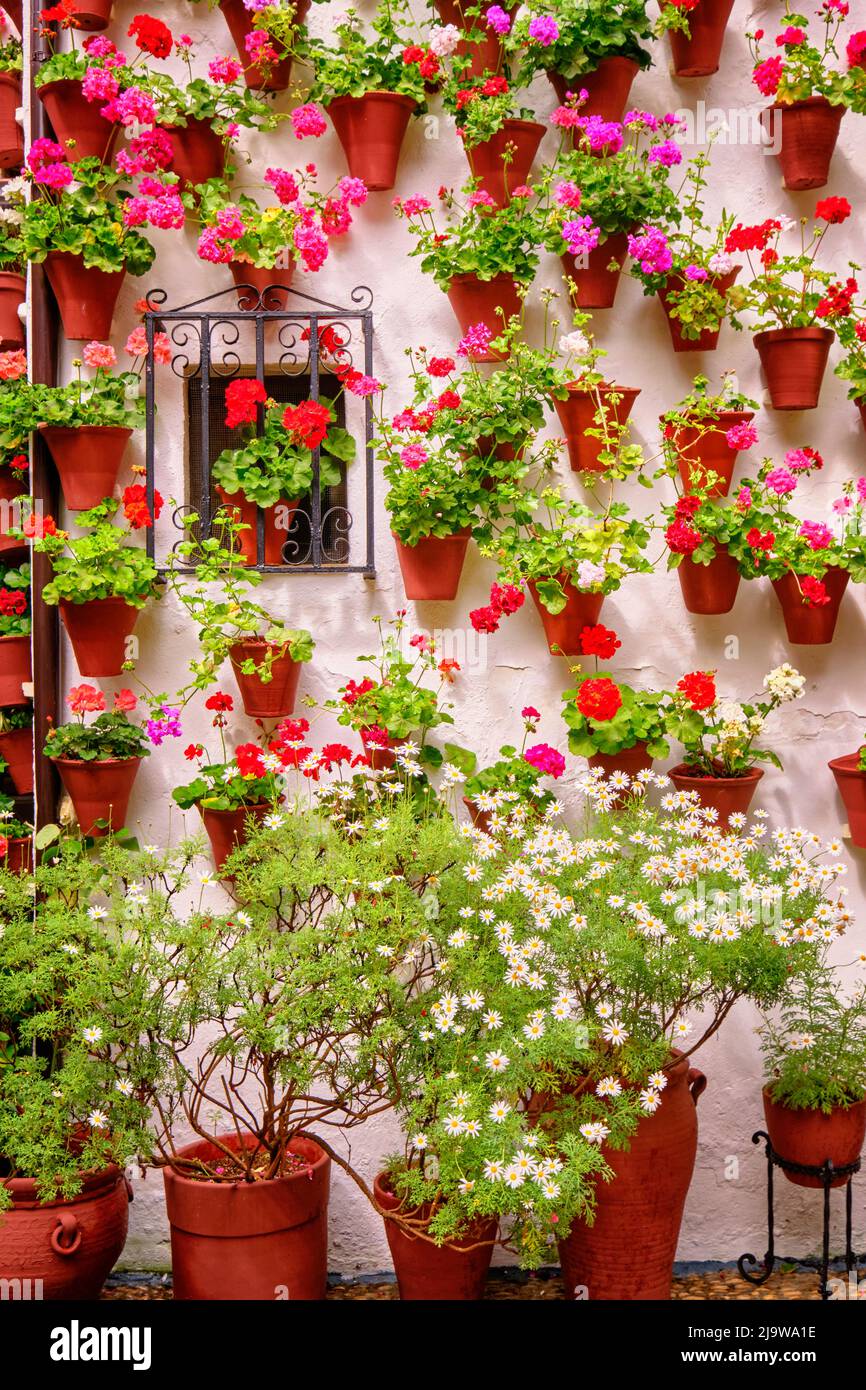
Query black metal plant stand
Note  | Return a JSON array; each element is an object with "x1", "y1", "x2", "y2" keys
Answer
[{"x1": 738, "y1": 1130, "x2": 862, "y2": 1299}]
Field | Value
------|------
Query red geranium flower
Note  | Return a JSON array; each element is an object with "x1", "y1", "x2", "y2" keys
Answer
[
  {"x1": 578, "y1": 624, "x2": 621, "y2": 660},
  {"x1": 677, "y1": 670, "x2": 717, "y2": 711},
  {"x1": 0, "y1": 588, "x2": 26, "y2": 616},
  {"x1": 576, "y1": 677, "x2": 622, "y2": 723},
  {"x1": 341, "y1": 677, "x2": 375, "y2": 706},
  {"x1": 815, "y1": 196, "x2": 851, "y2": 225},
  {"x1": 122, "y1": 483, "x2": 163, "y2": 530},
  {"x1": 128, "y1": 14, "x2": 173, "y2": 59},
  {"x1": 205, "y1": 692, "x2": 234, "y2": 712},
  {"x1": 224, "y1": 378, "x2": 267, "y2": 429},
  {"x1": 799, "y1": 574, "x2": 830, "y2": 607},
  {"x1": 235, "y1": 742, "x2": 266, "y2": 778},
  {"x1": 665, "y1": 519, "x2": 703, "y2": 555},
  {"x1": 282, "y1": 399, "x2": 331, "y2": 450}
]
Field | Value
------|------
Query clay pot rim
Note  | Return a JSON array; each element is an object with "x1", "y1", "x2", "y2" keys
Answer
[
  {"x1": 373, "y1": 1169, "x2": 499, "y2": 1242},
  {"x1": 466, "y1": 115, "x2": 547, "y2": 140},
  {"x1": 197, "y1": 799, "x2": 273, "y2": 816},
  {"x1": 37, "y1": 422, "x2": 133, "y2": 438},
  {"x1": 3, "y1": 1162, "x2": 123, "y2": 1206},
  {"x1": 563, "y1": 379, "x2": 640, "y2": 396},
  {"x1": 0, "y1": 631, "x2": 28, "y2": 643},
  {"x1": 828, "y1": 752, "x2": 866, "y2": 777},
  {"x1": 448, "y1": 270, "x2": 523, "y2": 287},
  {"x1": 754, "y1": 325, "x2": 835, "y2": 345},
  {"x1": 51, "y1": 754, "x2": 143, "y2": 770},
  {"x1": 552, "y1": 54, "x2": 640, "y2": 83},
  {"x1": 665, "y1": 408, "x2": 755, "y2": 427},
  {"x1": 762, "y1": 1084, "x2": 866, "y2": 1115},
  {"x1": 0, "y1": 270, "x2": 25, "y2": 287},
  {"x1": 392, "y1": 526, "x2": 472, "y2": 544},
  {"x1": 0, "y1": 71, "x2": 21, "y2": 90},
  {"x1": 163, "y1": 1131, "x2": 328, "y2": 1192},
  {"x1": 669, "y1": 763, "x2": 764, "y2": 786},
  {"x1": 328, "y1": 90, "x2": 419, "y2": 112},
  {"x1": 58, "y1": 594, "x2": 143, "y2": 609},
  {"x1": 767, "y1": 95, "x2": 844, "y2": 112}
]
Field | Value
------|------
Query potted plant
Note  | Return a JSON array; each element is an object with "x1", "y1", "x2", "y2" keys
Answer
[
  {"x1": 537, "y1": 109, "x2": 681, "y2": 309},
  {"x1": 43, "y1": 684, "x2": 151, "y2": 838},
  {"x1": 832, "y1": 289, "x2": 866, "y2": 430},
  {"x1": 761, "y1": 961, "x2": 866, "y2": 1186},
  {"x1": 303, "y1": 3, "x2": 428, "y2": 191},
  {"x1": 441, "y1": 65, "x2": 544, "y2": 208},
  {"x1": 749, "y1": 3, "x2": 866, "y2": 190},
  {"x1": 1, "y1": 342, "x2": 145, "y2": 510},
  {"x1": 186, "y1": 0, "x2": 311, "y2": 92},
  {"x1": 327, "y1": 613, "x2": 456, "y2": 769},
  {"x1": 730, "y1": 458, "x2": 864, "y2": 643},
  {"x1": 172, "y1": 720, "x2": 283, "y2": 871},
  {"x1": 627, "y1": 152, "x2": 739, "y2": 352},
  {"x1": 0, "y1": 843, "x2": 146, "y2": 1299},
  {"x1": 0, "y1": 177, "x2": 24, "y2": 351},
  {"x1": 726, "y1": 199, "x2": 853, "y2": 409},
  {"x1": 657, "y1": 0, "x2": 735, "y2": 78},
  {"x1": 209, "y1": 377, "x2": 355, "y2": 566},
  {"x1": 395, "y1": 184, "x2": 539, "y2": 358},
  {"x1": 0, "y1": 704, "x2": 31, "y2": 794},
  {"x1": 21, "y1": 152, "x2": 159, "y2": 340},
  {"x1": 446, "y1": 708, "x2": 562, "y2": 829},
  {"x1": 0, "y1": 445, "x2": 27, "y2": 554},
  {"x1": 29, "y1": 500, "x2": 162, "y2": 677},
  {"x1": 666, "y1": 663, "x2": 805, "y2": 825},
  {"x1": 191, "y1": 166, "x2": 368, "y2": 306},
  {"x1": 0, "y1": 793, "x2": 31, "y2": 872},
  {"x1": 661, "y1": 491, "x2": 754, "y2": 615},
  {"x1": 829, "y1": 721, "x2": 866, "y2": 849},
  {"x1": 549, "y1": 331, "x2": 643, "y2": 475},
  {"x1": 561, "y1": 624, "x2": 669, "y2": 781},
  {"x1": 0, "y1": 20, "x2": 22, "y2": 171},
  {"x1": 0, "y1": 560, "x2": 29, "y2": 706},
  {"x1": 659, "y1": 374, "x2": 759, "y2": 499},
  {"x1": 508, "y1": 1, "x2": 654, "y2": 122},
  {"x1": 165, "y1": 510, "x2": 315, "y2": 719}
]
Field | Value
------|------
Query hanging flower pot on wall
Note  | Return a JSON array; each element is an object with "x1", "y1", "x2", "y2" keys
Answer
[
  {"x1": 0, "y1": 71, "x2": 23, "y2": 168},
  {"x1": 527, "y1": 578, "x2": 604, "y2": 656},
  {"x1": 218, "y1": 0, "x2": 311, "y2": 91},
  {"x1": 229, "y1": 260, "x2": 295, "y2": 312},
  {"x1": 228, "y1": 638, "x2": 303, "y2": 720},
  {"x1": 463, "y1": 120, "x2": 545, "y2": 208},
  {"x1": 0, "y1": 1165, "x2": 130, "y2": 1300},
  {"x1": 0, "y1": 272, "x2": 24, "y2": 351},
  {"x1": 771, "y1": 568, "x2": 848, "y2": 644},
  {"x1": 587, "y1": 741, "x2": 654, "y2": 791},
  {"x1": 163, "y1": 1132, "x2": 330, "y2": 1300},
  {"x1": 36, "y1": 81, "x2": 121, "y2": 164},
  {"x1": 3, "y1": 835, "x2": 32, "y2": 873},
  {"x1": 667, "y1": 0, "x2": 735, "y2": 76},
  {"x1": 754, "y1": 326, "x2": 834, "y2": 410},
  {"x1": 373, "y1": 1173, "x2": 497, "y2": 1300},
  {"x1": 0, "y1": 725, "x2": 33, "y2": 794},
  {"x1": 328, "y1": 92, "x2": 416, "y2": 192},
  {"x1": 0, "y1": 633, "x2": 31, "y2": 705},
  {"x1": 562, "y1": 233, "x2": 630, "y2": 311},
  {"x1": 58, "y1": 596, "x2": 141, "y2": 677},
  {"x1": 446, "y1": 273, "x2": 523, "y2": 360},
  {"x1": 0, "y1": 471, "x2": 24, "y2": 555},
  {"x1": 828, "y1": 753, "x2": 866, "y2": 848},
  {"x1": 676, "y1": 546, "x2": 741, "y2": 615},
  {"x1": 761, "y1": 99, "x2": 845, "y2": 191},
  {"x1": 52, "y1": 756, "x2": 142, "y2": 837},
  {"x1": 668, "y1": 410, "x2": 754, "y2": 496},
  {"x1": 657, "y1": 267, "x2": 739, "y2": 352},
  {"x1": 163, "y1": 119, "x2": 226, "y2": 193},
  {"x1": 668, "y1": 765, "x2": 763, "y2": 827},
  {"x1": 433, "y1": 0, "x2": 512, "y2": 77},
  {"x1": 549, "y1": 57, "x2": 639, "y2": 124},
  {"x1": 393, "y1": 530, "x2": 471, "y2": 601},
  {"x1": 215, "y1": 488, "x2": 295, "y2": 566},
  {"x1": 43, "y1": 254, "x2": 126, "y2": 342},
  {"x1": 554, "y1": 382, "x2": 639, "y2": 472},
  {"x1": 39, "y1": 425, "x2": 132, "y2": 512},
  {"x1": 72, "y1": 0, "x2": 115, "y2": 28},
  {"x1": 199, "y1": 801, "x2": 273, "y2": 873},
  {"x1": 559, "y1": 1054, "x2": 706, "y2": 1299}
]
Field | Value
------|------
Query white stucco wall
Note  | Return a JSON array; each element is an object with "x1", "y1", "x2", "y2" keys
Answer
[{"x1": 40, "y1": 0, "x2": 866, "y2": 1273}]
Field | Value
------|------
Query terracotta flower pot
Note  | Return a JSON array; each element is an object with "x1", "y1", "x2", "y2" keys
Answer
[
  {"x1": 668, "y1": 764, "x2": 763, "y2": 827},
  {"x1": 0, "y1": 471, "x2": 24, "y2": 554},
  {"x1": 559, "y1": 1054, "x2": 706, "y2": 1300},
  {"x1": 562, "y1": 232, "x2": 630, "y2": 310},
  {"x1": 374, "y1": 1173, "x2": 496, "y2": 1300},
  {"x1": 0, "y1": 72, "x2": 23, "y2": 168},
  {"x1": 658, "y1": 267, "x2": 739, "y2": 352},
  {"x1": 857, "y1": 397, "x2": 866, "y2": 434},
  {"x1": 829, "y1": 753, "x2": 866, "y2": 849},
  {"x1": 446, "y1": 273, "x2": 523, "y2": 360},
  {"x1": 229, "y1": 259, "x2": 295, "y2": 312},
  {"x1": 215, "y1": 487, "x2": 296, "y2": 566},
  {"x1": 43, "y1": 252, "x2": 125, "y2": 342},
  {"x1": 667, "y1": 0, "x2": 734, "y2": 76},
  {"x1": 0, "y1": 1165, "x2": 130, "y2": 1300},
  {"x1": 4, "y1": 1, "x2": 22, "y2": 34},
  {"x1": 464, "y1": 119, "x2": 545, "y2": 207},
  {"x1": 59, "y1": 596, "x2": 141, "y2": 677},
  {"x1": 164, "y1": 118, "x2": 226, "y2": 192},
  {"x1": 71, "y1": 0, "x2": 114, "y2": 29},
  {"x1": 554, "y1": 381, "x2": 640, "y2": 473},
  {"x1": 39, "y1": 425, "x2": 132, "y2": 512},
  {"x1": 394, "y1": 529, "x2": 470, "y2": 601},
  {"x1": 36, "y1": 79, "x2": 120, "y2": 164},
  {"x1": 219, "y1": 0, "x2": 310, "y2": 91},
  {"x1": 199, "y1": 801, "x2": 273, "y2": 872},
  {"x1": 0, "y1": 725, "x2": 33, "y2": 794},
  {"x1": 3, "y1": 835, "x2": 32, "y2": 873},
  {"x1": 229, "y1": 638, "x2": 303, "y2": 719},
  {"x1": 528, "y1": 578, "x2": 604, "y2": 656},
  {"x1": 669, "y1": 410, "x2": 754, "y2": 497},
  {"x1": 762, "y1": 97, "x2": 844, "y2": 191},
  {"x1": 676, "y1": 545, "x2": 741, "y2": 615},
  {"x1": 163, "y1": 1132, "x2": 330, "y2": 1301},
  {"x1": 588, "y1": 741, "x2": 653, "y2": 781},
  {"x1": 0, "y1": 633, "x2": 31, "y2": 706},
  {"x1": 549, "y1": 56, "x2": 639, "y2": 124},
  {"x1": 763, "y1": 1089, "x2": 866, "y2": 1188},
  {"x1": 434, "y1": 0, "x2": 511, "y2": 77},
  {"x1": 0, "y1": 271, "x2": 24, "y2": 351},
  {"x1": 772, "y1": 568, "x2": 848, "y2": 644},
  {"x1": 360, "y1": 728, "x2": 407, "y2": 771},
  {"x1": 53, "y1": 756, "x2": 142, "y2": 838},
  {"x1": 328, "y1": 92, "x2": 416, "y2": 192},
  {"x1": 754, "y1": 326, "x2": 834, "y2": 410}
]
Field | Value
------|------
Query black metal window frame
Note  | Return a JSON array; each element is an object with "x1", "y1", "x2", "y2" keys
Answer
[{"x1": 143, "y1": 283, "x2": 376, "y2": 575}]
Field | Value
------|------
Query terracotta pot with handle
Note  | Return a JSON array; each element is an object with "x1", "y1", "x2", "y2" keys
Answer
[
  {"x1": 755, "y1": 326, "x2": 834, "y2": 410},
  {"x1": 164, "y1": 118, "x2": 226, "y2": 193},
  {"x1": 199, "y1": 801, "x2": 273, "y2": 872},
  {"x1": 433, "y1": 0, "x2": 512, "y2": 77},
  {"x1": 0, "y1": 633, "x2": 31, "y2": 705},
  {"x1": 0, "y1": 724, "x2": 33, "y2": 794},
  {"x1": 669, "y1": 409, "x2": 754, "y2": 497},
  {"x1": 0, "y1": 272, "x2": 25, "y2": 351},
  {"x1": 0, "y1": 1165, "x2": 130, "y2": 1300},
  {"x1": 658, "y1": 267, "x2": 739, "y2": 352},
  {"x1": 229, "y1": 259, "x2": 295, "y2": 312},
  {"x1": 218, "y1": 0, "x2": 310, "y2": 90}
]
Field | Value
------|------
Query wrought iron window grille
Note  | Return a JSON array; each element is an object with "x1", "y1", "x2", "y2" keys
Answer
[{"x1": 144, "y1": 283, "x2": 376, "y2": 575}]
